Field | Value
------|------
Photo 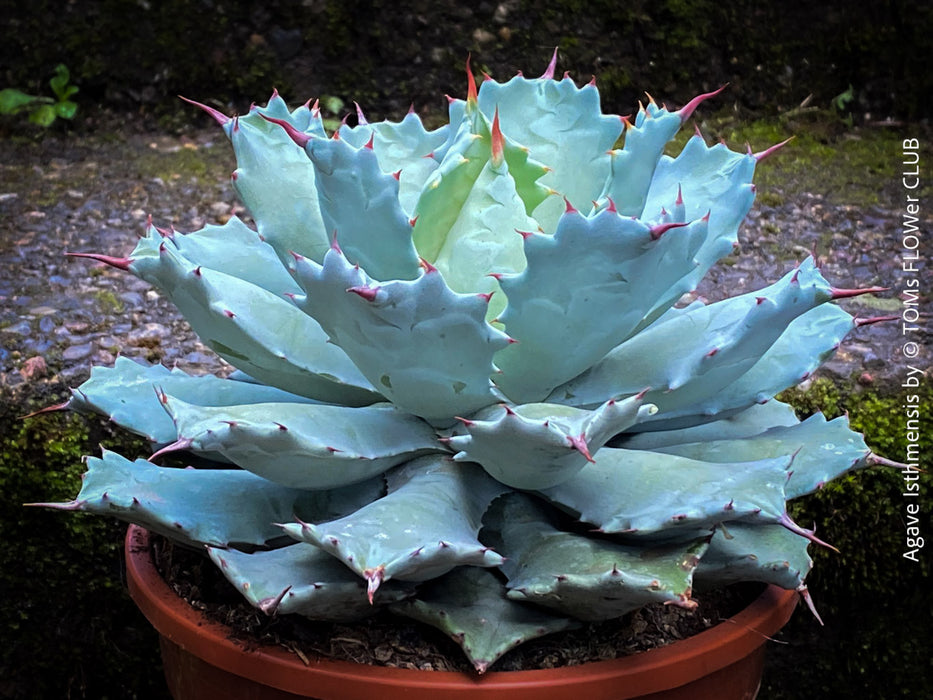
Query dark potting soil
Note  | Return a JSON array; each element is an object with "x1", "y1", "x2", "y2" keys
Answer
[{"x1": 153, "y1": 534, "x2": 763, "y2": 674}]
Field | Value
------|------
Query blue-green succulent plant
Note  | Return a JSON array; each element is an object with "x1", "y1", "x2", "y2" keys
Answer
[{"x1": 38, "y1": 53, "x2": 892, "y2": 673}]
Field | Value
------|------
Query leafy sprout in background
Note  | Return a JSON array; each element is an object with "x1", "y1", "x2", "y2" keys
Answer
[{"x1": 0, "y1": 64, "x2": 79, "y2": 127}]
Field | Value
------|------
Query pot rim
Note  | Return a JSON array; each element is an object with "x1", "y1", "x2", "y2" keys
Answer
[{"x1": 126, "y1": 524, "x2": 798, "y2": 699}]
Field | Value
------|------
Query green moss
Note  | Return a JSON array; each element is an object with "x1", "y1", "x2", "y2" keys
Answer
[
  {"x1": 779, "y1": 377, "x2": 932, "y2": 594},
  {"x1": 93, "y1": 289, "x2": 125, "y2": 314},
  {"x1": 134, "y1": 145, "x2": 219, "y2": 184},
  {"x1": 664, "y1": 110, "x2": 933, "y2": 208},
  {"x1": 758, "y1": 378, "x2": 933, "y2": 698},
  {"x1": 0, "y1": 388, "x2": 166, "y2": 699}
]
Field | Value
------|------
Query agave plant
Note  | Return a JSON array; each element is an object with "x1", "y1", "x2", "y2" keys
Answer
[{"x1": 37, "y1": 53, "x2": 891, "y2": 673}]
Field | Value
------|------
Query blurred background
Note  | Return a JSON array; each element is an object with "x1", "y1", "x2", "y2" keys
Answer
[{"x1": 2, "y1": 0, "x2": 931, "y2": 127}]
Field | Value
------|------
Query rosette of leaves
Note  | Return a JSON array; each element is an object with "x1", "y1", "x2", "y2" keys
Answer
[{"x1": 35, "y1": 53, "x2": 892, "y2": 673}]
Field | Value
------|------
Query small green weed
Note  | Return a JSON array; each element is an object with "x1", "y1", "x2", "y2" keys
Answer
[{"x1": 0, "y1": 64, "x2": 79, "y2": 127}]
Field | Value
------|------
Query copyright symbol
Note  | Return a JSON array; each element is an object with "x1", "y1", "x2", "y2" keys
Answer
[{"x1": 904, "y1": 342, "x2": 919, "y2": 358}]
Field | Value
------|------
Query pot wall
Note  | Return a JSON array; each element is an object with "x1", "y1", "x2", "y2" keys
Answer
[{"x1": 125, "y1": 525, "x2": 798, "y2": 700}]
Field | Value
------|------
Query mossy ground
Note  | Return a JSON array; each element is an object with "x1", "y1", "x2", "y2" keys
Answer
[
  {"x1": 0, "y1": 387, "x2": 167, "y2": 699},
  {"x1": 759, "y1": 379, "x2": 933, "y2": 698},
  {"x1": 667, "y1": 109, "x2": 933, "y2": 208}
]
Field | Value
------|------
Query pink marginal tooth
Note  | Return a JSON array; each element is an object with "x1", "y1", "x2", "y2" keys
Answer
[
  {"x1": 66, "y1": 252, "x2": 133, "y2": 271},
  {"x1": 649, "y1": 221, "x2": 689, "y2": 240},
  {"x1": 365, "y1": 566, "x2": 385, "y2": 605},
  {"x1": 178, "y1": 96, "x2": 230, "y2": 126},
  {"x1": 830, "y1": 285, "x2": 889, "y2": 299},
  {"x1": 491, "y1": 107, "x2": 505, "y2": 166},
  {"x1": 854, "y1": 315, "x2": 898, "y2": 327},
  {"x1": 778, "y1": 512, "x2": 840, "y2": 553},
  {"x1": 754, "y1": 136, "x2": 795, "y2": 162},
  {"x1": 466, "y1": 54, "x2": 478, "y2": 103},
  {"x1": 541, "y1": 47, "x2": 559, "y2": 79},
  {"x1": 567, "y1": 434, "x2": 595, "y2": 463},
  {"x1": 347, "y1": 286, "x2": 380, "y2": 302},
  {"x1": 148, "y1": 437, "x2": 194, "y2": 462},
  {"x1": 677, "y1": 84, "x2": 728, "y2": 123},
  {"x1": 259, "y1": 114, "x2": 312, "y2": 148},
  {"x1": 354, "y1": 101, "x2": 368, "y2": 125},
  {"x1": 19, "y1": 401, "x2": 70, "y2": 420}
]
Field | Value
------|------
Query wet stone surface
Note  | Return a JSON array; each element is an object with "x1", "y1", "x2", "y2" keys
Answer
[{"x1": 0, "y1": 122, "x2": 925, "y2": 401}]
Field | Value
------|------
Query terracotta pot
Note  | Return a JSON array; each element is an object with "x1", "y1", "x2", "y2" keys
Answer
[{"x1": 126, "y1": 525, "x2": 798, "y2": 700}]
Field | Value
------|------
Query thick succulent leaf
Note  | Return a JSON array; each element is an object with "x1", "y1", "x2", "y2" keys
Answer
[
  {"x1": 549, "y1": 258, "x2": 835, "y2": 412},
  {"x1": 644, "y1": 412, "x2": 872, "y2": 499},
  {"x1": 411, "y1": 105, "x2": 498, "y2": 262},
  {"x1": 538, "y1": 447, "x2": 791, "y2": 538},
  {"x1": 447, "y1": 395, "x2": 657, "y2": 489},
  {"x1": 303, "y1": 135, "x2": 421, "y2": 281},
  {"x1": 339, "y1": 111, "x2": 451, "y2": 216},
  {"x1": 409, "y1": 105, "x2": 539, "y2": 316},
  {"x1": 429, "y1": 153, "x2": 537, "y2": 322},
  {"x1": 615, "y1": 399, "x2": 800, "y2": 450},
  {"x1": 435, "y1": 88, "x2": 554, "y2": 218},
  {"x1": 484, "y1": 494, "x2": 707, "y2": 621},
  {"x1": 281, "y1": 457, "x2": 508, "y2": 595},
  {"x1": 599, "y1": 133, "x2": 759, "y2": 333},
  {"x1": 156, "y1": 396, "x2": 443, "y2": 489},
  {"x1": 66, "y1": 357, "x2": 322, "y2": 445},
  {"x1": 599, "y1": 103, "x2": 685, "y2": 217},
  {"x1": 634, "y1": 136, "x2": 758, "y2": 327},
  {"x1": 694, "y1": 522, "x2": 813, "y2": 591},
  {"x1": 391, "y1": 566, "x2": 578, "y2": 673},
  {"x1": 207, "y1": 543, "x2": 414, "y2": 622},
  {"x1": 292, "y1": 248, "x2": 510, "y2": 424},
  {"x1": 223, "y1": 95, "x2": 331, "y2": 265},
  {"x1": 32, "y1": 449, "x2": 384, "y2": 549},
  {"x1": 129, "y1": 239, "x2": 381, "y2": 405},
  {"x1": 642, "y1": 134, "x2": 756, "y2": 226},
  {"x1": 150, "y1": 216, "x2": 302, "y2": 296},
  {"x1": 642, "y1": 303, "x2": 857, "y2": 430},
  {"x1": 475, "y1": 71, "x2": 623, "y2": 230},
  {"x1": 493, "y1": 208, "x2": 708, "y2": 401}
]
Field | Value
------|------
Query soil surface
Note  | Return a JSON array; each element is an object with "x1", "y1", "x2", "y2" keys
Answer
[
  {"x1": 156, "y1": 534, "x2": 759, "y2": 673},
  {"x1": 0, "y1": 108, "x2": 926, "y2": 399}
]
